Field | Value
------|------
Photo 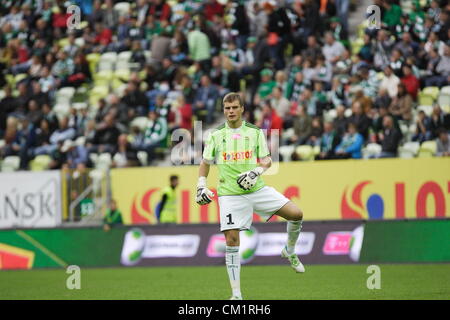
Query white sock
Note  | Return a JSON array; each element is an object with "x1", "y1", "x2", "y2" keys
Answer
[
  {"x1": 225, "y1": 246, "x2": 241, "y2": 297},
  {"x1": 286, "y1": 220, "x2": 302, "y2": 255}
]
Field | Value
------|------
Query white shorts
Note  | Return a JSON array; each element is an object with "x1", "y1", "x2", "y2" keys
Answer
[{"x1": 218, "y1": 186, "x2": 290, "y2": 231}]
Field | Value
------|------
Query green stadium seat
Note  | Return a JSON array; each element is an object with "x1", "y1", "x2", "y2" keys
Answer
[
  {"x1": 418, "y1": 140, "x2": 437, "y2": 157},
  {"x1": 295, "y1": 145, "x2": 314, "y2": 161},
  {"x1": 30, "y1": 155, "x2": 52, "y2": 171}
]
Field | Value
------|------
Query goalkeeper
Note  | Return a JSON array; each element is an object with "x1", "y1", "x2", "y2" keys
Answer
[{"x1": 196, "y1": 92, "x2": 304, "y2": 300}]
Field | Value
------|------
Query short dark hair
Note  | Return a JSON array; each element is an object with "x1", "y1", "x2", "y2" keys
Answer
[
  {"x1": 222, "y1": 92, "x2": 244, "y2": 107},
  {"x1": 170, "y1": 175, "x2": 178, "y2": 181}
]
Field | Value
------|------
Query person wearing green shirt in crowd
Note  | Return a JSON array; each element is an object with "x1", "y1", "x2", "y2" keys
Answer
[
  {"x1": 187, "y1": 20, "x2": 211, "y2": 64},
  {"x1": 196, "y1": 92, "x2": 304, "y2": 300},
  {"x1": 103, "y1": 199, "x2": 123, "y2": 232},
  {"x1": 381, "y1": 0, "x2": 402, "y2": 30},
  {"x1": 254, "y1": 68, "x2": 276, "y2": 105},
  {"x1": 157, "y1": 175, "x2": 179, "y2": 224}
]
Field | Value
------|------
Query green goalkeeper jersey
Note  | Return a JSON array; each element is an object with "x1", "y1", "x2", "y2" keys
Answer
[{"x1": 203, "y1": 121, "x2": 270, "y2": 196}]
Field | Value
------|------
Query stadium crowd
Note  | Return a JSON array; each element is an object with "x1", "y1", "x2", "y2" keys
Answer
[{"x1": 0, "y1": 0, "x2": 449, "y2": 172}]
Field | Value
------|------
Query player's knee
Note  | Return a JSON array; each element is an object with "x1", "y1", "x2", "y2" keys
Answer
[
  {"x1": 292, "y1": 208, "x2": 303, "y2": 221},
  {"x1": 225, "y1": 232, "x2": 240, "y2": 246}
]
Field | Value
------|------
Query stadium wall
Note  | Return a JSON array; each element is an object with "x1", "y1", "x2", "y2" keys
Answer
[
  {"x1": 1, "y1": 219, "x2": 449, "y2": 270},
  {"x1": 110, "y1": 158, "x2": 450, "y2": 224}
]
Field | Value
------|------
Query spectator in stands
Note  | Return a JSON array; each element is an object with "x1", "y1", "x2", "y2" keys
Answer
[
  {"x1": 348, "y1": 101, "x2": 371, "y2": 140},
  {"x1": 322, "y1": 32, "x2": 345, "y2": 65},
  {"x1": 333, "y1": 105, "x2": 348, "y2": 138},
  {"x1": 376, "y1": 115, "x2": 403, "y2": 158},
  {"x1": 289, "y1": 105, "x2": 312, "y2": 146},
  {"x1": 389, "y1": 83, "x2": 413, "y2": 122},
  {"x1": 61, "y1": 139, "x2": 88, "y2": 170},
  {"x1": 0, "y1": 86, "x2": 15, "y2": 137},
  {"x1": 35, "y1": 116, "x2": 76, "y2": 156},
  {"x1": 379, "y1": 65, "x2": 400, "y2": 98},
  {"x1": 193, "y1": 74, "x2": 219, "y2": 125},
  {"x1": 315, "y1": 121, "x2": 341, "y2": 160},
  {"x1": 88, "y1": 113, "x2": 121, "y2": 155},
  {"x1": 334, "y1": 122, "x2": 364, "y2": 159},
  {"x1": 412, "y1": 110, "x2": 432, "y2": 143},
  {"x1": 112, "y1": 134, "x2": 140, "y2": 168},
  {"x1": 121, "y1": 81, "x2": 149, "y2": 118},
  {"x1": 401, "y1": 64, "x2": 420, "y2": 101},
  {"x1": 187, "y1": 20, "x2": 211, "y2": 70},
  {"x1": 133, "y1": 109, "x2": 168, "y2": 165},
  {"x1": 270, "y1": 86, "x2": 290, "y2": 121},
  {"x1": 374, "y1": 29, "x2": 394, "y2": 70},
  {"x1": 256, "y1": 99, "x2": 283, "y2": 139},
  {"x1": 429, "y1": 105, "x2": 447, "y2": 139},
  {"x1": 436, "y1": 128, "x2": 450, "y2": 157}
]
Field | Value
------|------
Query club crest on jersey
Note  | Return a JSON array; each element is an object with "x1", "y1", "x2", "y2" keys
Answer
[{"x1": 222, "y1": 150, "x2": 252, "y2": 161}]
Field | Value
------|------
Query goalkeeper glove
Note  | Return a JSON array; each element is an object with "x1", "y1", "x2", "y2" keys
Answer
[
  {"x1": 237, "y1": 167, "x2": 265, "y2": 190},
  {"x1": 196, "y1": 177, "x2": 214, "y2": 205}
]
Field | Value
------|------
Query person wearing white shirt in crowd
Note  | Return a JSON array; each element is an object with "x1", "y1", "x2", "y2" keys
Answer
[
  {"x1": 379, "y1": 65, "x2": 400, "y2": 99},
  {"x1": 322, "y1": 32, "x2": 345, "y2": 65}
]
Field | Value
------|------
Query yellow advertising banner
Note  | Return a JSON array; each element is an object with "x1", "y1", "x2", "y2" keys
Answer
[{"x1": 110, "y1": 158, "x2": 450, "y2": 225}]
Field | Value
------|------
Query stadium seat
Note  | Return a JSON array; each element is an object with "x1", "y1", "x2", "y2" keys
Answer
[
  {"x1": 418, "y1": 141, "x2": 437, "y2": 157},
  {"x1": 1, "y1": 156, "x2": 20, "y2": 172},
  {"x1": 113, "y1": 69, "x2": 131, "y2": 89},
  {"x1": 422, "y1": 86, "x2": 440, "y2": 100},
  {"x1": 137, "y1": 151, "x2": 148, "y2": 166},
  {"x1": 313, "y1": 145, "x2": 320, "y2": 156},
  {"x1": 118, "y1": 51, "x2": 132, "y2": 62},
  {"x1": 143, "y1": 51, "x2": 152, "y2": 63},
  {"x1": 418, "y1": 87, "x2": 438, "y2": 106},
  {"x1": 56, "y1": 87, "x2": 76, "y2": 105},
  {"x1": 89, "y1": 169, "x2": 105, "y2": 194},
  {"x1": 53, "y1": 103, "x2": 71, "y2": 118},
  {"x1": 364, "y1": 143, "x2": 382, "y2": 159},
  {"x1": 438, "y1": 88, "x2": 450, "y2": 108},
  {"x1": 58, "y1": 37, "x2": 69, "y2": 48},
  {"x1": 131, "y1": 117, "x2": 149, "y2": 132},
  {"x1": 417, "y1": 105, "x2": 434, "y2": 117},
  {"x1": 89, "y1": 85, "x2": 109, "y2": 107},
  {"x1": 324, "y1": 109, "x2": 337, "y2": 122},
  {"x1": 441, "y1": 86, "x2": 450, "y2": 96},
  {"x1": 86, "y1": 53, "x2": 101, "y2": 75},
  {"x1": 30, "y1": 155, "x2": 52, "y2": 171},
  {"x1": 398, "y1": 142, "x2": 420, "y2": 158},
  {"x1": 96, "y1": 153, "x2": 112, "y2": 170},
  {"x1": 279, "y1": 145, "x2": 295, "y2": 162},
  {"x1": 14, "y1": 73, "x2": 27, "y2": 84},
  {"x1": 94, "y1": 70, "x2": 114, "y2": 86},
  {"x1": 295, "y1": 145, "x2": 314, "y2": 161},
  {"x1": 75, "y1": 136, "x2": 86, "y2": 146},
  {"x1": 74, "y1": 37, "x2": 85, "y2": 47},
  {"x1": 114, "y1": 2, "x2": 131, "y2": 16}
]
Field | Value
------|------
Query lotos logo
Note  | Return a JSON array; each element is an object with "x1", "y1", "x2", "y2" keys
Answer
[
  {"x1": 222, "y1": 150, "x2": 253, "y2": 162},
  {"x1": 342, "y1": 180, "x2": 449, "y2": 219},
  {"x1": 341, "y1": 181, "x2": 384, "y2": 219},
  {"x1": 130, "y1": 188, "x2": 159, "y2": 224}
]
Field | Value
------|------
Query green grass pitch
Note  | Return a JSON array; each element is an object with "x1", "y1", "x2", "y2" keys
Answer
[{"x1": 1, "y1": 264, "x2": 449, "y2": 300}]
